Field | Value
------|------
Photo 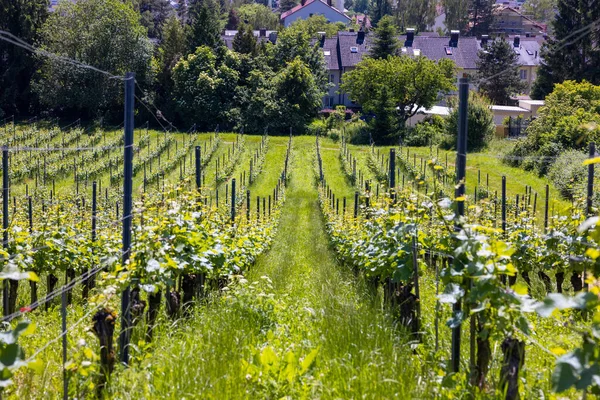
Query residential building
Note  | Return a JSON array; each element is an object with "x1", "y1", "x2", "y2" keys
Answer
[
  {"x1": 280, "y1": 0, "x2": 351, "y2": 27},
  {"x1": 491, "y1": 5, "x2": 547, "y2": 35},
  {"x1": 221, "y1": 30, "x2": 279, "y2": 48}
]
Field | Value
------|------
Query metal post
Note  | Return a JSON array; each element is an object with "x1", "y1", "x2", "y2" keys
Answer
[
  {"x1": 544, "y1": 184, "x2": 549, "y2": 231},
  {"x1": 389, "y1": 149, "x2": 396, "y2": 201},
  {"x1": 231, "y1": 179, "x2": 236, "y2": 222},
  {"x1": 246, "y1": 190, "x2": 250, "y2": 220},
  {"x1": 451, "y1": 77, "x2": 469, "y2": 373},
  {"x1": 62, "y1": 291, "x2": 68, "y2": 400},
  {"x1": 587, "y1": 142, "x2": 595, "y2": 216},
  {"x1": 119, "y1": 72, "x2": 135, "y2": 365},
  {"x1": 502, "y1": 176, "x2": 507, "y2": 234},
  {"x1": 354, "y1": 191, "x2": 359, "y2": 218},
  {"x1": 2, "y1": 146, "x2": 8, "y2": 316}
]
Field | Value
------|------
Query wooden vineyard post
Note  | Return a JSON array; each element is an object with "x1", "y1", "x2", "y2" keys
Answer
[
  {"x1": 119, "y1": 72, "x2": 135, "y2": 365},
  {"x1": 452, "y1": 77, "x2": 469, "y2": 374},
  {"x1": 502, "y1": 177, "x2": 506, "y2": 235},
  {"x1": 354, "y1": 191, "x2": 359, "y2": 218}
]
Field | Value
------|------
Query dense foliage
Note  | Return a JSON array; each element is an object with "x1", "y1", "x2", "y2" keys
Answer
[
  {"x1": 443, "y1": 91, "x2": 495, "y2": 151},
  {"x1": 506, "y1": 81, "x2": 600, "y2": 175}
]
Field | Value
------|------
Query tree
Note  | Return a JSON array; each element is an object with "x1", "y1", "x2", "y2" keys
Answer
[
  {"x1": 370, "y1": 15, "x2": 398, "y2": 59},
  {"x1": 237, "y1": 4, "x2": 280, "y2": 30},
  {"x1": 531, "y1": 0, "x2": 600, "y2": 99},
  {"x1": 271, "y1": 28, "x2": 328, "y2": 93},
  {"x1": 233, "y1": 22, "x2": 258, "y2": 55},
  {"x1": 353, "y1": 0, "x2": 369, "y2": 13},
  {"x1": 370, "y1": 86, "x2": 398, "y2": 141},
  {"x1": 443, "y1": 0, "x2": 469, "y2": 33},
  {"x1": 0, "y1": 0, "x2": 49, "y2": 117},
  {"x1": 279, "y1": 0, "x2": 298, "y2": 12},
  {"x1": 469, "y1": 0, "x2": 495, "y2": 36},
  {"x1": 177, "y1": 0, "x2": 189, "y2": 23},
  {"x1": 272, "y1": 58, "x2": 324, "y2": 133},
  {"x1": 34, "y1": 0, "x2": 153, "y2": 119},
  {"x1": 172, "y1": 46, "x2": 240, "y2": 128},
  {"x1": 476, "y1": 39, "x2": 526, "y2": 104},
  {"x1": 225, "y1": 8, "x2": 239, "y2": 29},
  {"x1": 341, "y1": 55, "x2": 456, "y2": 142},
  {"x1": 156, "y1": 15, "x2": 187, "y2": 116},
  {"x1": 137, "y1": 0, "x2": 173, "y2": 38},
  {"x1": 445, "y1": 92, "x2": 494, "y2": 151},
  {"x1": 369, "y1": 0, "x2": 392, "y2": 26},
  {"x1": 187, "y1": 0, "x2": 223, "y2": 52},
  {"x1": 403, "y1": 0, "x2": 436, "y2": 32},
  {"x1": 522, "y1": 0, "x2": 556, "y2": 25}
]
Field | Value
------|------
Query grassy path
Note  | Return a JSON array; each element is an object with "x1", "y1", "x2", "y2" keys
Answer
[{"x1": 104, "y1": 136, "x2": 420, "y2": 399}]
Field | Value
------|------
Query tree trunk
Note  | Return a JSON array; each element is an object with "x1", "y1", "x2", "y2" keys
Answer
[
  {"x1": 165, "y1": 289, "x2": 180, "y2": 319},
  {"x1": 508, "y1": 274, "x2": 517, "y2": 286},
  {"x1": 473, "y1": 315, "x2": 491, "y2": 389},
  {"x1": 571, "y1": 271, "x2": 583, "y2": 292},
  {"x1": 499, "y1": 338, "x2": 525, "y2": 400},
  {"x1": 182, "y1": 274, "x2": 197, "y2": 314},
  {"x1": 91, "y1": 308, "x2": 116, "y2": 395},
  {"x1": 555, "y1": 271, "x2": 565, "y2": 293},
  {"x1": 45, "y1": 274, "x2": 59, "y2": 311},
  {"x1": 146, "y1": 290, "x2": 161, "y2": 342},
  {"x1": 131, "y1": 287, "x2": 146, "y2": 325},
  {"x1": 65, "y1": 268, "x2": 76, "y2": 305},
  {"x1": 8, "y1": 280, "x2": 18, "y2": 315},
  {"x1": 537, "y1": 271, "x2": 552, "y2": 293}
]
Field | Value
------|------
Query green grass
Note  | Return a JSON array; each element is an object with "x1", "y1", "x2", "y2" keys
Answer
[{"x1": 102, "y1": 136, "x2": 421, "y2": 399}]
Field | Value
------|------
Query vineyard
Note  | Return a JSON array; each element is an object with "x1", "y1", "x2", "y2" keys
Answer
[{"x1": 1, "y1": 114, "x2": 600, "y2": 399}]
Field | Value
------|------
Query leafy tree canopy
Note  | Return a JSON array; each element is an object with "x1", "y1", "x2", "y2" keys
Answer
[
  {"x1": 237, "y1": 3, "x2": 279, "y2": 30},
  {"x1": 34, "y1": 0, "x2": 153, "y2": 119}
]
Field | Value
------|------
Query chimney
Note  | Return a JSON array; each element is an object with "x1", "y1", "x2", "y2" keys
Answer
[
  {"x1": 336, "y1": 0, "x2": 344, "y2": 11},
  {"x1": 513, "y1": 35, "x2": 520, "y2": 47},
  {"x1": 450, "y1": 30, "x2": 459, "y2": 47},
  {"x1": 317, "y1": 31, "x2": 326, "y2": 45},
  {"x1": 302, "y1": 0, "x2": 307, "y2": 5},
  {"x1": 481, "y1": 34, "x2": 489, "y2": 46},
  {"x1": 405, "y1": 28, "x2": 415, "y2": 47},
  {"x1": 349, "y1": 28, "x2": 355, "y2": 32},
  {"x1": 259, "y1": 28, "x2": 267, "y2": 37},
  {"x1": 327, "y1": 0, "x2": 332, "y2": 6},
  {"x1": 357, "y1": 30, "x2": 365, "y2": 43}
]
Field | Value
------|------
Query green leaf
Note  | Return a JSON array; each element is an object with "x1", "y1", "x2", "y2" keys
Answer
[
  {"x1": 300, "y1": 347, "x2": 319, "y2": 375},
  {"x1": 439, "y1": 283, "x2": 464, "y2": 304},
  {"x1": 552, "y1": 352, "x2": 581, "y2": 392}
]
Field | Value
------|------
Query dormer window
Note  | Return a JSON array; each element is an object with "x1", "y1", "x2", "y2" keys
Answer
[
  {"x1": 350, "y1": 46, "x2": 358, "y2": 53},
  {"x1": 445, "y1": 47, "x2": 453, "y2": 55}
]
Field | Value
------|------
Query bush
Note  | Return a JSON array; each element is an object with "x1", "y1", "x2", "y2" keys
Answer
[
  {"x1": 547, "y1": 150, "x2": 587, "y2": 200},
  {"x1": 508, "y1": 81, "x2": 600, "y2": 176},
  {"x1": 404, "y1": 116, "x2": 445, "y2": 146},
  {"x1": 443, "y1": 92, "x2": 494, "y2": 151},
  {"x1": 307, "y1": 118, "x2": 327, "y2": 136},
  {"x1": 346, "y1": 119, "x2": 370, "y2": 144}
]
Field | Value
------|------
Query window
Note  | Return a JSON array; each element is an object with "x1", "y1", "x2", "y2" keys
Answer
[
  {"x1": 323, "y1": 50, "x2": 331, "y2": 56},
  {"x1": 526, "y1": 49, "x2": 533, "y2": 55},
  {"x1": 350, "y1": 46, "x2": 358, "y2": 53},
  {"x1": 520, "y1": 69, "x2": 528, "y2": 80},
  {"x1": 329, "y1": 74, "x2": 335, "y2": 83},
  {"x1": 444, "y1": 47, "x2": 453, "y2": 55},
  {"x1": 413, "y1": 49, "x2": 421, "y2": 56}
]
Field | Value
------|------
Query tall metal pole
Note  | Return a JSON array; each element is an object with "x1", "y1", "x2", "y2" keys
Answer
[
  {"x1": 389, "y1": 149, "x2": 396, "y2": 201},
  {"x1": 587, "y1": 142, "x2": 595, "y2": 217},
  {"x1": 195, "y1": 146, "x2": 201, "y2": 192},
  {"x1": 119, "y1": 72, "x2": 135, "y2": 365},
  {"x1": 2, "y1": 146, "x2": 8, "y2": 317},
  {"x1": 231, "y1": 179, "x2": 236, "y2": 222},
  {"x1": 451, "y1": 77, "x2": 469, "y2": 373}
]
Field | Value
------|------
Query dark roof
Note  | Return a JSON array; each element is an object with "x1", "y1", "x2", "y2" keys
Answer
[
  {"x1": 338, "y1": 31, "x2": 370, "y2": 68},
  {"x1": 399, "y1": 35, "x2": 481, "y2": 69}
]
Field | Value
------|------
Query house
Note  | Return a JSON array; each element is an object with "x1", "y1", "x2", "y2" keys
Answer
[
  {"x1": 221, "y1": 30, "x2": 279, "y2": 48},
  {"x1": 484, "y1": 34, "x2": 543, "y2": 89},
  {"x1": 491, "y1": 5, "x2": 547, "y2": 35},
  {"x1": 280, "y1": 0, "x2": 351, "y2": 28},
  {"x1": 320, "y1": 30, "x2": 543, "y2": 108},
  {"x1": 324, "y1": 30, "x2": 482, "y2": 108}
]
